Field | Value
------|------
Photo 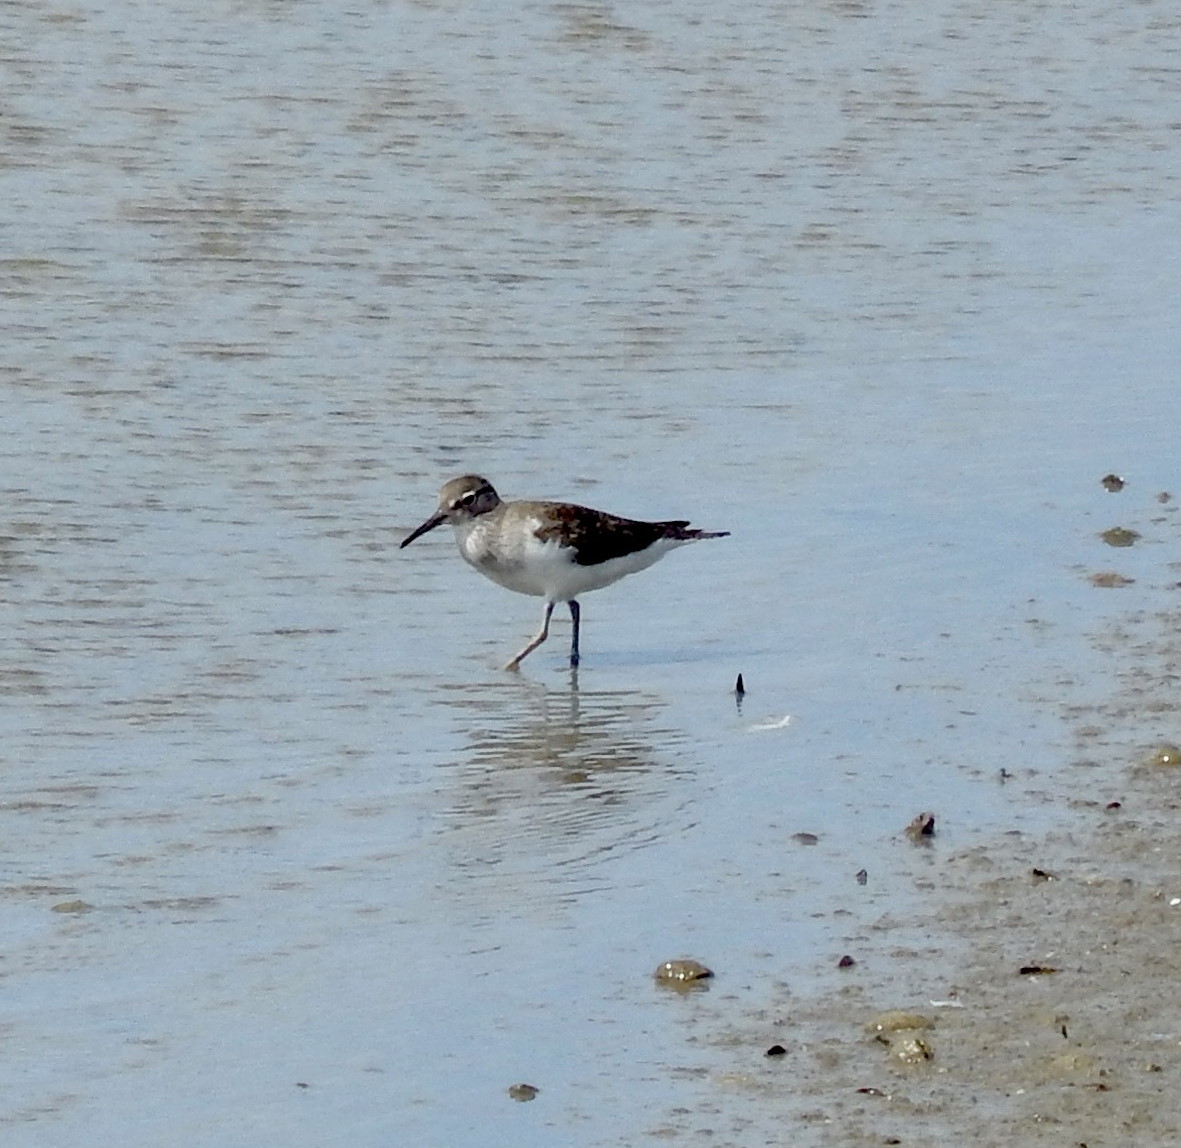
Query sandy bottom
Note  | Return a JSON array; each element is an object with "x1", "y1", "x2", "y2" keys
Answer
[{"x1": 646, "y1": 601, "x2": 1181, "y2": 1147}]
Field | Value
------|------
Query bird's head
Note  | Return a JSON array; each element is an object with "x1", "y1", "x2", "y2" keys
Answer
[{"x1": 400, "y1": 475, "x2": 501, "y2": 547}]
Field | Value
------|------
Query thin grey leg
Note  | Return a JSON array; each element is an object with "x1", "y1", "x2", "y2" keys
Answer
[
  {"x1": 505, "y1": 600, "x2": 555, "y2": 670},
  {"x1": 568, "y1": 599, "x2": 581, "y2": 667}
]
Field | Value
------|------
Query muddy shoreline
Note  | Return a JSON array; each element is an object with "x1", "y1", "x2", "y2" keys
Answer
[{"x1": 652, "y1": 576, "x2": 1181, "y2": 1144}]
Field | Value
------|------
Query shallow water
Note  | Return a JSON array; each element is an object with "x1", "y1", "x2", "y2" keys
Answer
[{"x1": 2, "y1": 0, "x2": 1180, "y2": 1143}]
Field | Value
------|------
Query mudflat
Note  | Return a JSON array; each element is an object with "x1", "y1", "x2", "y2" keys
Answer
[{"x1": 659, "y1": 600, "x2": 1181, "y2": 1146}]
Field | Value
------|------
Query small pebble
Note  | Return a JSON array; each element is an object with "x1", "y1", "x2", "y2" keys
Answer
[
  {"x1": 1100, "y1": 526, "x2": 1140, "y2": 548},
  {"x1": 888, "y1": 1035, "x2": 933, "y2": 1065},
  {"x1": 1089, "y1": 571, "x2": 1134, "y2": 587},
  {"x1": 508, "y1": 1083, "x2": 539, "y2": 1102},
  {"x1": 867, "y1": 1011, "x2": 934, "y2": 1036},
  {"x1": 1147, "y1": 744, "x2": 1181, "y2": 768},
  {"x1": 51, "y1": 900, "x2": 93, "y2": 914},
  {"x1": 867, "y1": 1012, "x2": 936, "y2": 1066},
  {"x1": 654, "y1": 959, "x2": 713, "y2": 988}
]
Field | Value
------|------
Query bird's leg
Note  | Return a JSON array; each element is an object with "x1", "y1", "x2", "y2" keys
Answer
[
  {"x1": 504, "y1": 600, "x2": 555, "y2": 671},
  {"x1": 568, "y1": 599, "x2": 581, "y2": 667}
]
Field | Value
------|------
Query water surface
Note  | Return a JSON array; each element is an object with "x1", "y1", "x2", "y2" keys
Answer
[{"x1": 2, "y1": 0, "x2": 1179, "y2": 1143}]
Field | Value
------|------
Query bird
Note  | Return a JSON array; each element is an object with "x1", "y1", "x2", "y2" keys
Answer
[{"x1": 400, "y1": 475, "x2": 729, "y2": 669}]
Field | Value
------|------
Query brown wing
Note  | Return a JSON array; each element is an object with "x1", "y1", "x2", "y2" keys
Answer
[{"x1": 534, "y1": 504, "x2": 691, "y2": 567}]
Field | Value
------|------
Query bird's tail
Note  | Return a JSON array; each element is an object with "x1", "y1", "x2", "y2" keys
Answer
[{"x1": 664, "y1": 522, "x2": 730, "y2": 541}]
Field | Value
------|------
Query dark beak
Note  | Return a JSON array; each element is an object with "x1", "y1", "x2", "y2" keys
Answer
[{"x1": 400, "y1": 510, "x2": 448, "y2": 548}]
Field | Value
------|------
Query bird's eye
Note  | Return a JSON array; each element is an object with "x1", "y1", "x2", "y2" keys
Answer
[{"x1": 459, "y1": 492, "x2": 476, "y2": 506}]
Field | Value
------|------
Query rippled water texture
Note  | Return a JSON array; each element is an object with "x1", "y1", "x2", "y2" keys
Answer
[{"x1": 2, "y1": 0, "x2": 1179, "y2": 1143}]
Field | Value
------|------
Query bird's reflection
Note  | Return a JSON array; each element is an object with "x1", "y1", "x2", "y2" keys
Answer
[{"x1": 429, "y1": 672, "x2": 695, "y2": 910}]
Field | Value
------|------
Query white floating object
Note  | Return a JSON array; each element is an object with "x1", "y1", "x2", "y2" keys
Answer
[{"x1": 748, "y1": 715, "x2": 793, "y2": 732}]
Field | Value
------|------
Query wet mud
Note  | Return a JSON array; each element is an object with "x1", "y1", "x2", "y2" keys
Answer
[{"x1": 647, "y1": 608, "x2": 1181, "y2": 1145}]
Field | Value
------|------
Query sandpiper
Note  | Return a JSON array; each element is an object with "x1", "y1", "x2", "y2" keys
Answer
[{"x1": 400, "y1": 475, "x2": 729, "y2": 669}]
